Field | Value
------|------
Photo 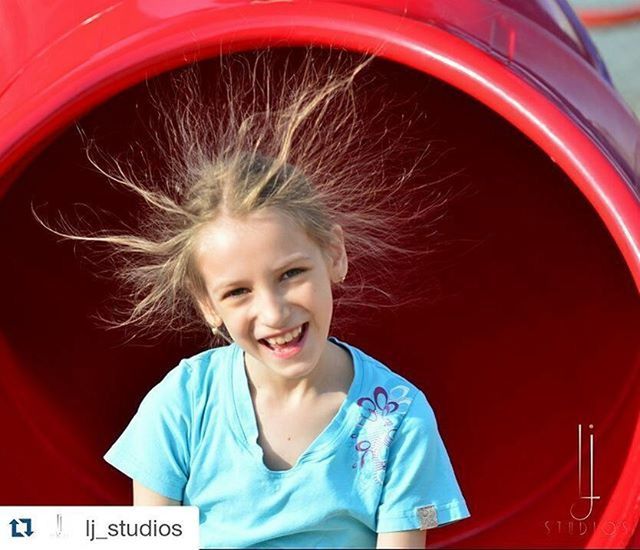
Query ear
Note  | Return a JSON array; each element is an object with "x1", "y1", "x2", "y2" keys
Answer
[
  {"x1": 325, "y1": 224, "x2": 348, "y2": 284},
  {"x1": 197, "y1": 294, "x2": 223, "y2": 328}
]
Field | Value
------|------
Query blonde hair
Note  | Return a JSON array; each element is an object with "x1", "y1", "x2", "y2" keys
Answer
[{"x1": 35, "y1": 48, "x2": 451, "y2": 342}]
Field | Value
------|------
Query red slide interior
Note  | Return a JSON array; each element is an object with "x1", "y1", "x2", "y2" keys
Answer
[{"x1": 1, "y1": 49, "x2": 639, "y2": 548}]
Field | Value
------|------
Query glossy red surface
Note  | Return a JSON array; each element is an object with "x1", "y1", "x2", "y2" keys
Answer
[{"x1": 1, "y1": 1, "x2": 639, "y2": 548}]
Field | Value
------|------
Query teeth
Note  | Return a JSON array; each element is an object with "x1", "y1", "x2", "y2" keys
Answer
[{"x1": 265, "y1": 325, "x2": 303, "y2": 346}]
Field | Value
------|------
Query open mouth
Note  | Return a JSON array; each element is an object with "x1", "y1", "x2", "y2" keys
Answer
[{"x1": 259, "y1": 322, "x2": 308, "y2": 351}]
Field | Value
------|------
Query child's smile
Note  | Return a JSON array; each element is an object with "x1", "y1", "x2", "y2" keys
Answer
[
  {"x1": 259, "y1": 321, "x2": 308, "y2": 359},
  {"x1": 193, "y1": 207, "x2": 347, "y2": 394}
]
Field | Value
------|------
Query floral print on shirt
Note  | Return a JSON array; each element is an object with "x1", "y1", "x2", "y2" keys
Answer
[{"x1": 350, "y1": 384, "x2": 412, "y2": 484}]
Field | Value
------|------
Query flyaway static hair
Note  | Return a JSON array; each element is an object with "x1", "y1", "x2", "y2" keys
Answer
[{"x1": 34, "y1": 49, "x2": 455, "y2": 343}]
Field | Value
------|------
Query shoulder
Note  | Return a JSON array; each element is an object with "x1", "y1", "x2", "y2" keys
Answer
[
  {"x1": 334, "y1": 337, "x2": 427, "y2": 419},
  {"x1": 179, "y1": 343, "x2": 236, "y2": 380},
  {"x1": 337, "y1": 338, "x2": 439, "y2": 487},
  {"x1": 142, "y1": 343, "x2": 236, "y2": 409}
]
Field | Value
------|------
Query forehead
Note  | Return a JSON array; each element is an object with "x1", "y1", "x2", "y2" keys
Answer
[{"x1": 194, "y1": 208, "x2": 322, "y2": 279}]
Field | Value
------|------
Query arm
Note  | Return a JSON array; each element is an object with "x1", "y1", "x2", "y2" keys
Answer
[
  {"x1": 105, "y1": 363, "x2": 193, "y2": 506},
  {"x1": 377, "y1": 529, "x2": 426, "y2": 549},
  {"x1": 133, "y1": 480, "x2": 181, "y2": 506}
]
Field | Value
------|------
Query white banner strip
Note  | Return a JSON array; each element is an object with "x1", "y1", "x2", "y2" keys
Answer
[{"x1": 0, "y1": 507, "x2": 199, "y2": 549}]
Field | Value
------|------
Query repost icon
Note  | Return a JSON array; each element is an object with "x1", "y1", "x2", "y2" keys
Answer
[{"x1": 10, "y1": 517, "x2": 34, "y2": 537}]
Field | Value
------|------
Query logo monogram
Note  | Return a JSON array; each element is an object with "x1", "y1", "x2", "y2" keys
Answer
[{"x1": 569, "y1": 424, "x2": 600, "y2": 521}]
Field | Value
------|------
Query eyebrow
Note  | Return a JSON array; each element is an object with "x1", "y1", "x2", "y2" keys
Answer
[{"x1": 212, "y1": 253, "x2": 313, "y2": 293}]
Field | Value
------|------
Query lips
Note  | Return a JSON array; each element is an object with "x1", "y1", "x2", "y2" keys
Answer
[{"x1": 258, "y1": 322, "x2": 308, "y2": 358}]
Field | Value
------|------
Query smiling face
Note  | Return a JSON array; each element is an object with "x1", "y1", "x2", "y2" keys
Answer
[{"x1": 193, "y1": 207, "x2": 348, "y2": 383}]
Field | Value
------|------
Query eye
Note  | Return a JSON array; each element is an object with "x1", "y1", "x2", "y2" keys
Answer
[
  {"x1": 223, "y1": 288, "x2": 249, "y2": 300},
  {"x1": 282, "y1": 268, "x2": 306, "y2": 280}
]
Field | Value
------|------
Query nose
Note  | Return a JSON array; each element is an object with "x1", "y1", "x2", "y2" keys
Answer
[{"x1": 254, "y1": 287, "x2": 291, "y2": 328}]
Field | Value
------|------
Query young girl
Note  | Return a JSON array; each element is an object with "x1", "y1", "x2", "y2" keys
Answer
[{"x1": 61, "y1": 51, "x2": 470, "y2": 548}]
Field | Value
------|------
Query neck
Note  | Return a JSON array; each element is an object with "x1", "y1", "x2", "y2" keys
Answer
[{"x1": 243, "y1": 341, "x2": 350, "y2": 405}]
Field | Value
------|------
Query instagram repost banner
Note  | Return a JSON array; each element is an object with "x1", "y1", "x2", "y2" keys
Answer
[{"x1": 0, "y1": 507, "x2": 199, "y2": 549}]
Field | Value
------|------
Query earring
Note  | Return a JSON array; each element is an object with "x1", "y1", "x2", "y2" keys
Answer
[{"x1": 211, "y1": 325, "x2": 234, "y2": 345}]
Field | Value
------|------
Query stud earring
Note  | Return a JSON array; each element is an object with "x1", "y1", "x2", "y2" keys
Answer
[{"x1": 211, "y1": 325, "x2": 234, "y2": 345}]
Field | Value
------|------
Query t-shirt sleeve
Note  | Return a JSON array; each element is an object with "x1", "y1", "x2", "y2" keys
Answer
[
  {"x1": 103, "y1": 360, "x2": 193, "y2": 502},
  {"x1": 376, "y1": 390, "x2": 470, "y2": 533}
]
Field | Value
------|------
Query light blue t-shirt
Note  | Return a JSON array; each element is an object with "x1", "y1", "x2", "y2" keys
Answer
[{"x1": 104, "y1": 337, "x2": 470, "y2": 548}]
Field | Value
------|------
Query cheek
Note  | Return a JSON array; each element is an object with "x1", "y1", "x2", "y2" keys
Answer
[
  {"x1": 307, "y1": 278, "x2": 334, "y2": 317},
  {"x1": 217, "y1": 307, "x2": 248, "y2": 335}
]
